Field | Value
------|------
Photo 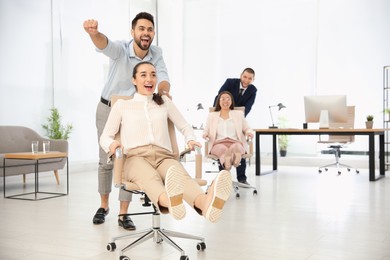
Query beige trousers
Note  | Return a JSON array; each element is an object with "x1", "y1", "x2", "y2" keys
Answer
[{"x1": 123, "y1": 145, "x2": 204, "y2": 214}]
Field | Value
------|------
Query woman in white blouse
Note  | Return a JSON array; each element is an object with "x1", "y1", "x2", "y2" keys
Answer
[
  {"x1": 203, "y1": 91, "x2": 254, "y2": 170},
  {"x1": 100, "y1": 62, "x2": 232, "y2": 223}
]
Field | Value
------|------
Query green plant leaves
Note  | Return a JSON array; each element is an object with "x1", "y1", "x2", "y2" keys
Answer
[{"x1": 42, "y1": 107, "x2": 73, "y2": 140}]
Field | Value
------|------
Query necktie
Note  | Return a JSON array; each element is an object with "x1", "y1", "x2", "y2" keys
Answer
[{"x1": 237, "y1": 89, "x2": 244, "y2": 104}]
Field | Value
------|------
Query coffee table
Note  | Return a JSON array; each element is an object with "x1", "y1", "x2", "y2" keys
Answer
[{"x1": 3, "y1": 151, "x2": 68, "y2": 200}]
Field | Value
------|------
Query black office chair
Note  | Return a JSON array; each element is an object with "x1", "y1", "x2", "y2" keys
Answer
[{"x1": 318, "y1": 106, "x2": 359, "y2": 175}]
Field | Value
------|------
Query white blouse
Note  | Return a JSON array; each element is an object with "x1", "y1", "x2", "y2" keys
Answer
[
  {"x1": 100, "y1": 93, "x2": 196, "y2": 154},
  {"x1": 215, "y1": 113, "x2": 238, "y2": 141}
]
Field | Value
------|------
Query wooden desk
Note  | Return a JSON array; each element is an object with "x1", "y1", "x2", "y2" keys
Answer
[
  {"x1": 254, "y1": 128, "x2": 385, "y2": 181},
  {"x1": 3, "y1": 151, "x2": 69, "y2": 200}
]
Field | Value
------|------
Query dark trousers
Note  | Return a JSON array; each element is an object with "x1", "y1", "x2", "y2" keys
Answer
[{"x1": 218, "y1": 158, "x2": 247, "y2": 182}]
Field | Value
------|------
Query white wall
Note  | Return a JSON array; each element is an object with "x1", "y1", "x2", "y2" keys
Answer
[
  {"x1": 1, "y1": 0, "x2": 389, "y2": 165},
  {"x1": 171, "y1": 0, "x2": 390, "y2": 155},
  {"x1": 0, "y1": 0, "x2": 156, "y2": 164}
]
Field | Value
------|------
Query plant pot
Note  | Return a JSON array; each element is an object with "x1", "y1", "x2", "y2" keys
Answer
[
  {"x1": 365, "y1": 121, "x2": 373, "y2": 129},
  {"x1": 280, "y1": 150, "x2": 287, "y2": 157}
]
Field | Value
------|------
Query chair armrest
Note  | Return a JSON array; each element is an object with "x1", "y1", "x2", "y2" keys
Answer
[
  {"x1": 111, "y1": 148, "x2": 125, "y2": 186},
  {"x1": 247, "y1": 138, "x2": 253, "y2": 155},
  {"x1": 204, "y1": 141, "x2": 210, "y2": 156},
  {"x1": 179, "y1": 148, "x2": 192, "y2": 160},
  {"x1": 179, "y1": 147, "x2": 206, "y2": 186}
]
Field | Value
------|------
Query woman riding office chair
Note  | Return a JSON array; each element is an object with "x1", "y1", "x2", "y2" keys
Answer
[
  {"x1": 203, "y1": 101, "x2": 258, "y2": 198},
  {"x1": 104, "y1": 95, "x2": 207, "y2": 260}
]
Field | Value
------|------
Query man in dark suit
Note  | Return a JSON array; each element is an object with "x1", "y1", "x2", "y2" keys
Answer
[
  {"x1": 213, "y1": 68, "x2": 257, "y2": 185},
  {"x1": 213, "y1": 68, "x2": 257, "y2": 117}
]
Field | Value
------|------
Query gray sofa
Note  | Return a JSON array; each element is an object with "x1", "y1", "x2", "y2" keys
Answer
[{"x1": 0, "y1": 125, "x2": 68, "y2": 184}]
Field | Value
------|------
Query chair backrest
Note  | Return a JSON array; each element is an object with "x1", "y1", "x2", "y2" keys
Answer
[
  {"x1": 319, "y1": 105, "x2": 355, "y2": 143},
  {"x1": 110, "y1": 95, "x2": 205, "y2": 190}
]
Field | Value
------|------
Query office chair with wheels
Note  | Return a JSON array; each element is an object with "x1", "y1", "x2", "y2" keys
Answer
[
  {"x1": 106, "y1": 96, "x2": 207, "y2": 260},
  {"x1": 318, "y1": 106, "x2": 359, "y2": 175},
  {"x1": 204, "y1": 107, "x2": 258, "y2": 199}
]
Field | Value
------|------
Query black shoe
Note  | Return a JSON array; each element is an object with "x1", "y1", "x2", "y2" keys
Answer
[
  {"x1": 118, "y1": 215, "x2": 136, "y2": 230},
  {"x1": 238, "y1": 180, "x2": 250, "y2": 185},
  {"x1": 93, "y1": 208, "x2": 109, "y2": 224}
]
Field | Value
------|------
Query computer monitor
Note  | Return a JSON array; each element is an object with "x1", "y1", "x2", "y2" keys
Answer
[{"x1": 304, "y1": 95, "x2": 348, "y2": 128}]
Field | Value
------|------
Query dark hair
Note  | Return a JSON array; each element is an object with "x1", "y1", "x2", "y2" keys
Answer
[
  {"x1": 242, "y1": 67, "x2": 255, "y2": 76},
  {"x1": 214, "y1": 91, "x2": 235, "y2": 111},
  {"x1": 132, "y1": 61, "x2": 164, "y2": 105},
  {"x1": 131, "y1": 12, "x2": 154, "y2": 29}
]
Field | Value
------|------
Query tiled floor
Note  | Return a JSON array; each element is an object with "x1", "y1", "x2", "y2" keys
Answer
[{"x1": 0, "y1": 160, "x2": 389, "y2": 260}]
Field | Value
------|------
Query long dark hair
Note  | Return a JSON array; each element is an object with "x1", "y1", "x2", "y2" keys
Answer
[
  {"x1": 214, "y1": 91, "x2": 235, "y2": 112},
  {"x1": 132, "y1": 61, "x2": 164, "y2": 105}
]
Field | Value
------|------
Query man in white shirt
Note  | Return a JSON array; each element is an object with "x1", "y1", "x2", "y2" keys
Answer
[{"x1": 83, "y1": 12, "x2": 170, "y2": 230}]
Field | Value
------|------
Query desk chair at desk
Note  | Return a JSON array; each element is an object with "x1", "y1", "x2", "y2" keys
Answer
[{"x1": 318, "y1": 106, "x2": 359, "y2": 175}]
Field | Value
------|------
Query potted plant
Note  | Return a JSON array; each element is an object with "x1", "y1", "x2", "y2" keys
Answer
[
  {"x1": 42, "y1": 107, "x2": 73, "y2": 140},
  {"x1": 278, "y1": 135, "x2": 289, "y2": 157},
  {"x1": 365, "y1": 115, "x2": 374, "y2": 129}
]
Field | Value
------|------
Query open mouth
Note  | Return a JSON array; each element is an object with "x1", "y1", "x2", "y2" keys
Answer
[
  {"x1": 141, "y1": 37, "x2": 150, "y2": 45},
  {"x1": 145, "y1": 84, "x2": 153, "y2": 90}
]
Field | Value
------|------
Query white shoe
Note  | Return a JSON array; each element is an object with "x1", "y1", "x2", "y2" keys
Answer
[
  {"x1": 165, "y1": 165, "x2": 186, "y2": 220},
  {"x1": 205, "y1": 170, "x2": 233, "y2": 223}
]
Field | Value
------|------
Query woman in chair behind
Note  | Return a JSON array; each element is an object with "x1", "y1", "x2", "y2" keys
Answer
[
  {"x1": 100, "y1": 62, "x2": 232, "y2": 223},
  {"x1": 203, "y1": 91, "x2": 254, "y2": 171}
]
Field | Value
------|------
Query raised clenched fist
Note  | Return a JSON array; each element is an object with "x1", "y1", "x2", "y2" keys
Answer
[{"x1": 83, "y1": 19, "x2": 99, "y2": 35}]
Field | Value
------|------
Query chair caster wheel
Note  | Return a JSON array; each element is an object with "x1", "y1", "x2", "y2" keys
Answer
[
  {"x1": 338, "y1": 171, "x2": 341, "y2": 175},
  {"x1": 356, "y1": 170, "x2": 359, "y2": 174},
  {"x1": 235, "y1": 193, "x2": 240, "y2": 199},
  {"x1": 318, "y1": 169, "x2": 322, "y2": 174},
  {"x1": 253, "y1": 190, "x2": 258, "y2": 196},
  {"x1": 347, "y1": 168, "x2": 351, "y2": 172},
  {"x1": 197, "y1": 242, "x2": 206, "y2": 251},
  {"x1": 107, "y1": 242, "x2": 116, "y2": 252},
  {"x1": 180, "y1": 255, "x2": 189, "y2": 260},
  {"x1": 120, "y1": 256, "x2": 130, "y2": 260}
]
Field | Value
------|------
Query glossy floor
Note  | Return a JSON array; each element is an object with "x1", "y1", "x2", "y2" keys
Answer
[{"x1": 0, "y1": 162, "x2": 389, "y2": 260}]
